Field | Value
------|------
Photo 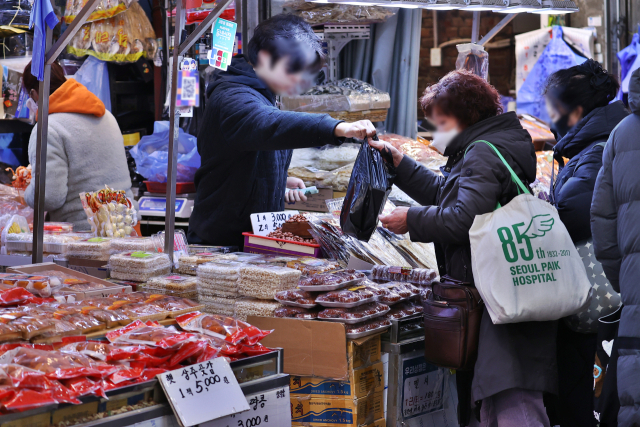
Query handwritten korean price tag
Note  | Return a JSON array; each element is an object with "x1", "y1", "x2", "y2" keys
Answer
[
  {"x1": 159, "y1": 358, "x2": 249, "y2": 426},
  {"x1": 201, "y1": 386, "x2": 291, "y2": 427},
  {"x1": 250, "y1": 211, "x2": 299, "y2": 237}
]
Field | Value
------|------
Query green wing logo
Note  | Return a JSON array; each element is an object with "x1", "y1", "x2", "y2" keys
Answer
[{"x1": 522, "y1": 214, "x2": 554, "y2": 239}]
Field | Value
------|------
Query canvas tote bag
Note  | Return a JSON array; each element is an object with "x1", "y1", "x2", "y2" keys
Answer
[{"x1": 468, "y1": 140, "x2": 591, "y2": 324}]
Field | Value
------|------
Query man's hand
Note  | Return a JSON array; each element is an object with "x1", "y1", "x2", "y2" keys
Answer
[
  {"x1": 379, "y1": 207, "x2": 410, "y2": 234},
  {"x1": 285, "y1": 177, "x2": 307, "y2": 203},
  {"x1": 334, "y1": 120, "x2": 377, "y2": 139}
]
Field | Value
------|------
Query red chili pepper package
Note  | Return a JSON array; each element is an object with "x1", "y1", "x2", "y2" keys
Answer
[
  {"x1": 61, "y1": 377, "x2": 106, "y2": 399},
  {"x1": 139, "y1": 368, "x2": 167, "y2": 382},
  {"x1": 107, "y1": 320, "x2": 196, "y2": 348},
  {"x1": 0, "y1": 386, "x2": 15, "y2": 405},
  {"x1": 0, "y1": 364, "x2": 49, "y2": 389},
  {"x1": 168, "y1": 341, "x2": 208, "y2": 367},
  {"x1": 240, "y1": 343, "x2": 273, "y2": 357},
  {"x1": 108, "y1": 367, "x2": 144, "y2": 385},
  {"x1": 2, "y1": 347, "x2": 113, "y2": 380},
  {"x1": 58, "y1": 341, "x2": 114, "y2": 361},
  {"x1": 176, "y1": 312, "x2": 271, "y2": 346},
  {"x1": 0, "y1": 288, "x2": 34, "y2": 306},
  {"x1": 3, "y1": 389, "x2": 56, "y2": 411}
]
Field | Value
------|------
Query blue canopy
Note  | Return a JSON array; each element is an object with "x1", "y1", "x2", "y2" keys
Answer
[{"x1": 517, "y1": 26, "x2": 587, "y2": 123}]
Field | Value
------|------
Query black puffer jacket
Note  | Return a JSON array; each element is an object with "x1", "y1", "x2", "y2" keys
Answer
[
  {"x1": 395, "y1": 112, "x2": 557, "y2": 404},
  {"x1": 552, "y1": 101, "x2": 629, "y2": 242},
  {"x1": 592, "y1": 68, "x2": 640, "y2": 427},
  {"x1": 188, "y1": 56, "x2": 343, "y2": 248}
]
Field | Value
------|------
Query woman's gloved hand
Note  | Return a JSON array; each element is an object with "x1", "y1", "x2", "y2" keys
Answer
[
  {"x1": 285, "y1": 177, "x2": 307, "y2": 203},
  {"x1": 368, "y1": 138, "x2": 404, "y2": 168},
  {"x1": 379, "y1": 207, "x2": 410, "y2": 234}
]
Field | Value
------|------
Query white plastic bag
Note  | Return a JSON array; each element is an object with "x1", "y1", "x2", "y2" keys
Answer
[{"x1": 468, "y1": 141, "x2": 591, "y2": 324}]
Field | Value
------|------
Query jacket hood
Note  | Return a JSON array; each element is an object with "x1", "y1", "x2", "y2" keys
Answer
[
  {"x1": 49, "y1": 79, "x2": 105, "y2": 117},
  {"x1": 445, "y1": 111, "x2": 536, "y2": 182},
  {"x1": 206, "y1": 56, "x2": 275, "y2": 104},
  {"x1": 554, "y1": 100, "x2": 629, "y2": 159},
  {"x1": 630, "y1": 67, "x2": 640, "y2": 114}
]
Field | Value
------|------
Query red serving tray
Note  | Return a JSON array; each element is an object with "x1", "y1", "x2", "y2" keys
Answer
[{"x1": 144, "y1": 181, "x2": 195, "y2": 194}]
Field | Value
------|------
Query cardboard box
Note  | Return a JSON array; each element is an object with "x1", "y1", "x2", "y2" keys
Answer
[
  {"x1": 7, "y1": 263, "x2": 131, "y2": 300},
  {"x1": 51, "y1": 401, "x2": 98, "y2": 426},
  {"x1": 248, "y1": 317, "x2": 383, "y2": 380},
  {"x1": 66, "y1": 257, "x2": 109, "y2": 279},
  {"x1": 286, "y1": 187, "x2": 333, "y2": 213},
  {"x1": 348, "y1": 335, "x2": 381, "y2": 370},
  {"x1": 290, "y1": 361, "x2": 384, "y2": 400},
  {"x1": 291, "y1": 391, "x2": 384, "y2": 426},
  {"x1": 0, "y1": 413, "x2": 50, "y2": 427}
]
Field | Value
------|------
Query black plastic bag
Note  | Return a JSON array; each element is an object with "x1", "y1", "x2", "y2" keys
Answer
[{"x1": 340, "y1": 135, "x2": 395, "y2": 241}]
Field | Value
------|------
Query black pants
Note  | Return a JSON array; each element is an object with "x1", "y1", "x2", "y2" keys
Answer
[{"x1": 556, "y1": 321, "x2": 597, "y2": 427}]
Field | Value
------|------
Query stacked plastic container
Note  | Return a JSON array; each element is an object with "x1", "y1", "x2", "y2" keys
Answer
[
  {"x1": 109, "y1": 252, "x2": 172, "y2": 282},
  {"x1": 66, "y1": 238, "x2": 113, "y2": 260}
]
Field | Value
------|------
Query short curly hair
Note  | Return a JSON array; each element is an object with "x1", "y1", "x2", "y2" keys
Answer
[{"x1": 420, "y1": 70, "x2": 503, "y2": 128}]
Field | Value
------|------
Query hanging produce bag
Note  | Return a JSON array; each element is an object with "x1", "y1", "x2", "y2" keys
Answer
[
  {"x1": 64, "y1": 0, "x2": 134, "y2": 25},
  {"x1": 468, "y1": 141, "x2": 591, "y2": 324},
  {"x1": 340, "y1": 136, "x2": 395, "y2": 241}
]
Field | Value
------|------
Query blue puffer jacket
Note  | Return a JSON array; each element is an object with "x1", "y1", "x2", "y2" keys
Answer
[
  {"x1": 188, "y1": 56, "x2": 343, "y2": 248},
  {"x1": 552, "y1": 100, "x2": 628, "y2": 243},
  {"x1": 592, "y1": 68, "x2": 640, "y2": 426}
]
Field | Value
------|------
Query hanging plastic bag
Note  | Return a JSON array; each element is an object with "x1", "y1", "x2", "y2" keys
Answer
[
  {"x1": 456, "y1": 43, "x2": 489, "y2": 80},
  {"x1": 64, "y1": 0, "x2": 134, "y2": 25},
  {"x1": 340, "y1": 136, "x2": 395, "y2": 241},
  {"x1": 72, "y1": 57, "x2": 111, "y2": 112},
  {"x1": 130, "y1": 121, "x2": 201, "y2": 183}
]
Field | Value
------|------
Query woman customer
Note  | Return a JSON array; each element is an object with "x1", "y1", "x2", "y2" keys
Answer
[
  {"x1": 370, "y1": 70, "x2": 556, "y2": 426},
  {"x1": 591, "y1": 67, "x2": 640, "y2": 427},
  {"x1": 22, "y1": 61, "x2": 133, "y2": 231},
  {"x1": 544, "y1": 59, "x2": 627, "y2": 427}
]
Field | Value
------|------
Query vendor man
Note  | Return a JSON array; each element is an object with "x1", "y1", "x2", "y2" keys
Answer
[{"x1": 189, "y1": 14, "x2": 375, "y2": 248}]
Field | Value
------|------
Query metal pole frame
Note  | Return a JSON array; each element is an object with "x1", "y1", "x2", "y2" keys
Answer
[
  {"x1": 32, "y1": 0, "x2": 102, "y2": 264},
  {"x1": 164, "y1": 0, "x2": 234, "y2": 256},
  {"x1": 471, "y1": 11, "x2": 480, "y2": 43},
  {"x1": 478, "y1": 13, "x2": 517, "y2": 46}
]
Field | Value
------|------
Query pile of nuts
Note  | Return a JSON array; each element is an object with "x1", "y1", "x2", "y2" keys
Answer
[{"x1": 267, "y1": 214, "x2": 315, "y2": 243}]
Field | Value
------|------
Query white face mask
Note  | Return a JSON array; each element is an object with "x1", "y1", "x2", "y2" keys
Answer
[
  {"x1": 430, "y1": 127, "x2": 460, "y2": 155},
  {"x1": 26, "y1": 98, "x2": 37, "y2": 121}
]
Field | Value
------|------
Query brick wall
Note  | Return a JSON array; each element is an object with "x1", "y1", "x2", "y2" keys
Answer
[{"x1": 418, "y1": 10, "x2": 516, "y2": 117}]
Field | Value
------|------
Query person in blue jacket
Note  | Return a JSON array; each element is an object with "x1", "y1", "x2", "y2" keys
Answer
[
  {"x1": 188, "y1": 15, "x2": 375, "y2": 248},
  {"x1": 544, "y1": 59, "x2": 628, "y2": 427}
]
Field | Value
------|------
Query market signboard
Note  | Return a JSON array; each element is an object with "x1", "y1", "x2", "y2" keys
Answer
[{"x1": 401, "y1": 356, "x2": 445, "y2": 420}]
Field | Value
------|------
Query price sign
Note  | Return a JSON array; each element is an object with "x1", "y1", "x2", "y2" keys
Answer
[
  {"x1": 201, "y1": 387, "x2": 291, "y2": 427},
  {"x1": 250, "y1": 211, "x2": 299, "y2": 237},
  {"x1": 159, "y1": 358, "x2": 250, "y2": 427},
  {"x1": 401, "y1": 356, "x2": 445, "y2": 420}
]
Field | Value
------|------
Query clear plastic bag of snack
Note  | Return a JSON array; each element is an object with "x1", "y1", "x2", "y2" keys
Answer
[
  {"x1": 274, "y1": 289, "x2": 317, "y2": 308},
  {"x1": 147, "y1": 274, "x2": 197, "y2": 291},
  {"x1": 175, "y1": 312, "x2": 243, "y2": 344},
  {"x1": 238, "y1": 265, "x2": 302, "y2": 300},
  {"x1": 64, "y1": 0, "x2": 133, "y2": 24},
  {"x1": 2, "y1": 347, "x2": 115, "y2": 379},
  {"x1": 106, "y1": 320, "x2": 196, "y2": 348},
  {"x1": 111, "y1": 237, "x2": 157, "y2": 253},
  {"x1": 274, "y1": 306, "x2": 319, "y2": 320},
  {"x1": 79, "y1": 187, "x2": 137, "y2": 237},
  {"x1": 56, "y1": 312, "x2": 105, "y2": 333},
  {"x1": 285, "y1": 257, "x2": 342, "y2": 275},
  {"x1": 110, "y1": 252, "x2": 171, "y2": 270},
  {"x1": 144, "y1": 294, "x2": 200, "y2": 312},
  {"x1": 10, "y1": 316, "x2": 56, "y2": 339},
  {"x1": 315, "y1": 285, "x2": 376, "y2": 308},
  {"x1": 61, "y1": 376, "x2": 106, "y2": 398},
  {"x1": 317, "y1": 302, "x2": 389, "y2": 324}
]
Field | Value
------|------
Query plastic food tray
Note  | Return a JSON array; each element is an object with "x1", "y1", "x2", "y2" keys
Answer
[
  {"x1": 315, "y1": 295, "x2": 377, "y2": 309},
  {"x1": 346, "y1": 323, "x2": 392, "y2": 339},
  {"x1": 273, "y1": 298, "x2": 316, "y2": 309},
  {"x1": 318, "y1": 306, "x2": 390, "y2": 324},
  {"x1": 298, "y1": 277, "x2": 365, "y2": 292}
]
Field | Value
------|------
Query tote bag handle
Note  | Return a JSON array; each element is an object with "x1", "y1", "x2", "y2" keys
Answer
[{"x1": 465, "y1": 139, "x2": 531, "y2": 196}]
